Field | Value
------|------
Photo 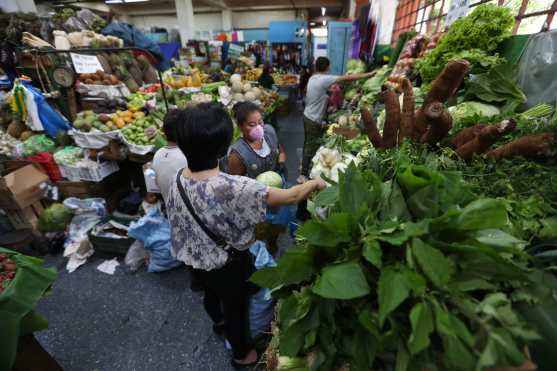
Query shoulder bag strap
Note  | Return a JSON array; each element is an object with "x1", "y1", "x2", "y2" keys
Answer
[{"x1": 175, "y1": 169, "x2": 226, "y2": 247}]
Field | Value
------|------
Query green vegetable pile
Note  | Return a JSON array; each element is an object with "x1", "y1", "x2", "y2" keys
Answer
[
  {"x1": 254, "y1": 155, "x2": 553, "y2": 370},
  {"x1": 346, "y1": 59, "x2": 367, "y2": 75},
  {"x1": 416, "y1": 4, "x2": 514, "y2": 84},
  {"x1": 37, "y1": 203, "x2": 73, "y2": 233}
]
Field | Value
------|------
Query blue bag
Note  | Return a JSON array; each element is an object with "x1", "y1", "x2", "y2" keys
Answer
[
  {"x1": 127, "y1": 208, "x2": 182, "y2": 272},
  {"x1": 22, "y1": 80, "x2": 71, "y2": 138},
  {"x1": 248, "y1": 240, "x2": 276, "y2": 339}
]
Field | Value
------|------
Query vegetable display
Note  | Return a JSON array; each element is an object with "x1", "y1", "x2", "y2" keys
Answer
[
  {"x1": 255, "y1": 162, "x2": 542, "y2": 371},
  {"x1": 256, "y1": 5, "x2": 557, "y2": 370},
  {"x1": 416, "y1": 4, "x2": 514, "y2": 84}
]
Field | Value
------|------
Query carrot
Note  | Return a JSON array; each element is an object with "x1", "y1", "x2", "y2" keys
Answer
[
  {"x1": 449, "y1": 124, "x2": 487, "y2": 149},
  {"x1": 361, "y1": 107, "x2": 383, "y2": 148},
  {"x1": 455, "y1": 120, "x2": 516, "y2": 160},
  {"x1": 399, "y1": 78, "x2": 415, "y2": 143},
  {"x1": 419, "y1": 102, "x2": 453, "y2": 144},
  {"x1": 423, "y1": 59, "x2": 470, "y2": 106},
  {"x1": 382, "y1": 88, "x2": 401, "y2": 149},
  {"x1": 488, "y1": 132, "x2": 555, "y2": 160}
]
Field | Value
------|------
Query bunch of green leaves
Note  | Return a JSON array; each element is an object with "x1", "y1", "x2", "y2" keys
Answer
[
  {"x1": 464, "y1": 64, "x2": 527, "y2": 114},
  {"x1": 360, "y1": 66, "x2": 392, "y2": 107},
  {"x1": 416, "y1": 4, "x2": 514, "y2": 84},
  {"x1": 252, "y1": 162, "x2": 542, "y2": 371}
]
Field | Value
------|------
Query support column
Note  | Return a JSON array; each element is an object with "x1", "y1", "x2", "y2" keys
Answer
[
  {"x1": 349, "y1": 0, "x2": 357, "y2": 20},
  {"x1": 0, "y1": 0, "x2": 37, "y2": 13},
  {"x1": 222, "y1": 9, "x2": 232, "y2": 31},
  {"x1": 175, "y1": 0, "x2": 195, "y2": 47}
]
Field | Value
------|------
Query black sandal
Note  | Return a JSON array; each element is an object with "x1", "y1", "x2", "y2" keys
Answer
[{"x1": 230, "y1": 357, "x2": 258, "y2": 369}]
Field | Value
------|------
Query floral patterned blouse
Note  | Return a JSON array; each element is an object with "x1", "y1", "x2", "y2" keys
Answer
[{"x1": 166, "y1": 172, "x2": 268, "y2": 271}]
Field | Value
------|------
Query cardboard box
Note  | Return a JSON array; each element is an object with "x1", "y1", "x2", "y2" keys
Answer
[
  {"x1": 6, "y1": 201, "x2": 44, "y2": 230},
  {"x1": 0, "y1": 164, "x2": 50, "y2": 210}
]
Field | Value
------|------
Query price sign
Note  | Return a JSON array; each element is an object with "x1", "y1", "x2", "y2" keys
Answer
[
  {"x1": 70, "y1": 53, "x2": 104, "y2": 74},
  {"x1": 446, "y1": 0, "x2": 470, "y2": 27}
]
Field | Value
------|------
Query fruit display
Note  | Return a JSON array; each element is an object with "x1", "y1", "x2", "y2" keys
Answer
[
  {"x1": 120, "y1": 115, "x2": 163, "y2": 146},
  {"x1": 163, "y1": 68, "x2": 204, "y2": 89},
  {"x1": 0, "y1": 253, "x2": 16, "y2": 294},
  {"x1": 92, "y1": 97, "x2": 128, "y2": 114},
  {"x1": 272, "y1": 73, "x2": 298, "y2": 86},
  {"x1": 245, "y1": 68, "x2": 263, "y2": 81},
  {"x1": 73, "y1": 110, "x2": 117, "y2": 132},
  {"x1": 79, "y1": 70, "x2": 120, "y2": 86}
]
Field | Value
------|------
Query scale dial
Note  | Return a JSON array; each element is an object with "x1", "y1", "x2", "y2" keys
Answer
[{"x1": 52, "y1": 66, "x2": 75, "y2": 88}]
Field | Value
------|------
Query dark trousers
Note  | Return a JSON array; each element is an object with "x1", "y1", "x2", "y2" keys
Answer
[
  {"x1": 192, "y1": 253, "x2": 253, "y2": 360},
  {"x1": 301, "y1": 116, "x2": 325, "y2": 177}
]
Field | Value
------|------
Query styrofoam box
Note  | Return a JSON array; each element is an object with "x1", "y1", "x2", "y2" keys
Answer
[{"x1": 59, "y1": 161, "x2": 119, "y2": 182}]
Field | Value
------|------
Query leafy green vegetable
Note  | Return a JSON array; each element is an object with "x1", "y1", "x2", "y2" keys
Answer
[
  {"x1": 465, "y1": 63, "x2": 527, "y2": 114},
  {"x1": 417, "y1": 4, "x2": 514, "y2": 84},
  {"x1": 346, "y1": 59, "x2": 367, "y2": 74},
  {"x1": 37, "y1": 203, "x2": 73, "y2": 233},
  {"x1": 257, "y1": 161, "x2": 543, "y2": 370},
  {"x1": 449, "y1": 101, "x2": 501, "y2": 132}
]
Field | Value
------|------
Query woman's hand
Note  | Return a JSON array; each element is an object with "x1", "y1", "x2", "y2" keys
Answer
[
  {"x1": 267, "y1": 177, "x2": 327, "y2": 207},
  {"x1": 311, "y1": 178, "x2": 327, "y2": 191}
]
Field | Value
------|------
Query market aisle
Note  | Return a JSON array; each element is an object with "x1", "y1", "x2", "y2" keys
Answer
[
  {"x1": 33, "y1": 108, "x2": 305, "y2": 371},
  {"x1": 276, "y1": 105, "x2": 305, "y2": 186},
  {"x1": 36, "y1": 254, "x2": 235, "y2": 371}
]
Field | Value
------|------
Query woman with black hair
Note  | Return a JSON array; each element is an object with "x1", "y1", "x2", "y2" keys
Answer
[
  {"x1": 227, "y1": 101, "x2": 286, "y2": 179},
  {"x1": 165, "y1": 102, "x2": 325, "y2": 368}
]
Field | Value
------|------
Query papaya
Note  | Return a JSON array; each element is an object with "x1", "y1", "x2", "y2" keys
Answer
[
  {"x1": 7, "y1": 121, "x2": 25, "y2": 138},
  {"x1": 124, "y1": 77, "x2": 139, "y2": 93},
  {"x1": 20, "y1": 130, "x2": 34, "y2": 141},
  {"x1": 142, "y1": 65, "x2": 159, "y2": 84}
]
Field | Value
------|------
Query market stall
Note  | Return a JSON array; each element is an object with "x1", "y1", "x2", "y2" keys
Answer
[{"x1": 248, "y1": 4, "x2": 557, "y2": 371}]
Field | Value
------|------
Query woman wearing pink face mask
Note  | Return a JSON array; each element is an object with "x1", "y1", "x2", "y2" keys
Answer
[{"x1": 227, "y1": 102, "x2": 286, "y2": 178}]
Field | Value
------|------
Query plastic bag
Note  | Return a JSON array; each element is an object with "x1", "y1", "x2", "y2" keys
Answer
[
  {"x1": 54, "y1": 146, "x2": 83, "y2": 166},
  {"x1": 517, "y1": 30, "x2": 557, "y2": 108},
  {"x1": 21, "y1": 80, "x2": 71, "y2": 138},
  {"x1": 127, "y1": 208, "x2": 182, "y2": 272},
  {"x1": 63, "y1": 197, "x2": 107, "y2": 241},
  {"x1": 62, "y1": 198, "x2": 107, "y2": 272},
  {"x1": 63, "y1": 16, "x2": 88, "y2": 33},
  {"x1": 77, "y1": 9, "x2": 103, "y2": 30},
  {"x1": 124, "y1": 240, "x2": 148, "y2": 272},
  {"x1": 248, "y1": 241, "x2": 276, "y2": 339},
  {"x1": 23, "y1": 134, "x2": 56, "y2": 156}
]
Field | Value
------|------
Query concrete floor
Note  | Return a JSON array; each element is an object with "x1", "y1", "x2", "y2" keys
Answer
[{"x1": 34, "y1": 109, "x2": 305, "y2": 371}]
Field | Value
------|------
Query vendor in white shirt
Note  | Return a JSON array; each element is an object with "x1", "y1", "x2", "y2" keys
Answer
[{"x1": 152, "y1": 109, "x2": 188, "y2": 204}]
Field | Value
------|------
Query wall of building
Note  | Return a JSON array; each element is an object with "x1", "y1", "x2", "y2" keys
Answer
[
  {"x1": 232, "y1": 9, "x2": 297, "y2": 29},
  {"x1": 127, "y1": 8, "x2": 296, "y2": 34}
]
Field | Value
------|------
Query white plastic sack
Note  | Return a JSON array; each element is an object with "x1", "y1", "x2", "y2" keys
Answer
[
  {"x1": 125, "y1": 240, "x2": 148, "y2": 272},
  {"x1": 63, "y1": 197, "x2": 107, "y2": 272},
  {"x1": 69, "y1": 128, "x2": 120, "y2": 149},
  {"x1": 76, "y1": 82, "x2": 131, "y2": 99}
]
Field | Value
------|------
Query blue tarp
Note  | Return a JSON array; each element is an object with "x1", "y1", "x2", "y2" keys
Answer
[{"x1": 102, "y1": 22, "x2": 171, "y2": 70}]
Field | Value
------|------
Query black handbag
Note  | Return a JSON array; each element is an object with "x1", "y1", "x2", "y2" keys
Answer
[{"x1": 175, "y1": 170, "x2": 257, "y2": 290}]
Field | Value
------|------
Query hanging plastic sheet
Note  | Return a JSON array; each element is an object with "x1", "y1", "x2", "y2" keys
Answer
[
  {"x1": 18, "y1": 80, "x2": 71, "y2": 138},
  {"x1": 517, "y1": 31, "x2": 557, "y2": 108}
]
